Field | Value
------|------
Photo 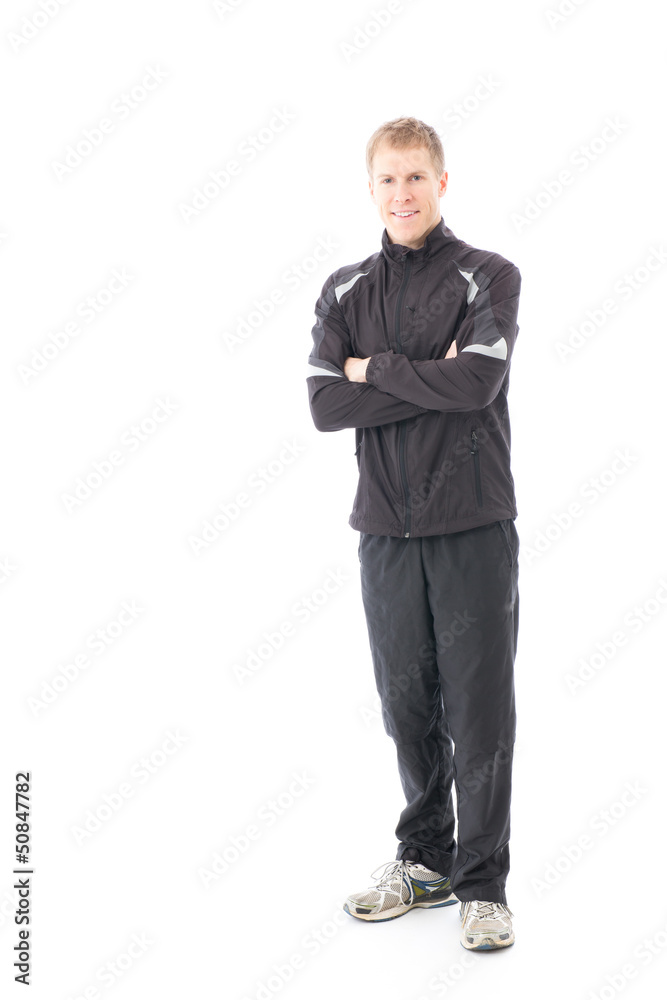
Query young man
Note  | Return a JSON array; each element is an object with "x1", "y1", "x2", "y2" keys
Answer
[{"x1": 307, "y1": 117, "x2": 521, "y2": 951}]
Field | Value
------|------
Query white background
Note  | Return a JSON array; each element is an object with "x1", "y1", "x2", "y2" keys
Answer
[{"x1": 1, "y1": 0, "x2": 666, "y2": 998}]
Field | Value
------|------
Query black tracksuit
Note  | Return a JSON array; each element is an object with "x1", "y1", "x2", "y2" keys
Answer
[{"x1": 307, "y1": 217, "x2": 521, "y2": 904}]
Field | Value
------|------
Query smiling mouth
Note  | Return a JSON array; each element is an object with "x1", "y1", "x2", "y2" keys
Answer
[{"x1": 392, "y1": 211, "x2": 418, "y2": 218}]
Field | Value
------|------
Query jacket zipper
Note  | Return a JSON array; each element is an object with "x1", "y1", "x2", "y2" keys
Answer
[
  {"x1": 395, "y1": 254, "x2": 413, "y2": 537},
  {"x1": 470, "y1": 430, "x2": 483, "y2": 507}
]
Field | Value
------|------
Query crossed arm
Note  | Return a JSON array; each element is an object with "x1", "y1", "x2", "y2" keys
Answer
[
  {"x1": 344, "y1": 339, "x2": 458, "y2": 382},
  {"x1": 308, "y1": 261, "x2": 519, "y2": 429}
]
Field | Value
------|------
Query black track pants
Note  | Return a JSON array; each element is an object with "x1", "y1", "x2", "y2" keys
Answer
[{"x1": 358, "y1": 520, "x2": 519, "y2": 905}]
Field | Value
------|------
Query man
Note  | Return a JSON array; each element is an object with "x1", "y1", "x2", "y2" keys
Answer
[{"x1": 307, "y1": 117, "x2": 521, "y2": 951}]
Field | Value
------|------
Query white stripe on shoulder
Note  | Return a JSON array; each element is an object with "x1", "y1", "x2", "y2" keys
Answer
[
  {"x1": 461, "y1": 338, "x2": 508, "y2": 361},
  {"x1": 335, "y1": 269, "x2": 372, "y2": 302},
  {"x1": 457, "y1": 268, "x2": 480, "y2": 304}
]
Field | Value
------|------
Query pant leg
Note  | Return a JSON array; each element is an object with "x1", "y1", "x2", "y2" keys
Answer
[
  {"x1": 421, "y1": 519, "x2": 519, "y2": 905},
  {"x1": 358, "y1": 532, "x2": 456, "y2": 876}
]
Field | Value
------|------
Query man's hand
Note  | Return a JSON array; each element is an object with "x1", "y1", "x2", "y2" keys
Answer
[
  {"x1": 445, "y1": 340, "x2": 457, "y2": 359},
  {"x1": 344, "y1": 356, "x2": 371, "y2": 383}
]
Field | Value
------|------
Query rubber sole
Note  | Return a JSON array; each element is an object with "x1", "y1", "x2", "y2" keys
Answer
[
  {"x1": 460, "y1": 932, "x2": 515, "y2": 950},
  {"x1": 343, "y1": 894, "x2": 458, "y2": 922}
]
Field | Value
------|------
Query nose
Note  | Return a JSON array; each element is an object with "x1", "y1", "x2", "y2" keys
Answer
[{"x1": 392, "y1": 181, "x2": 412, "y2": 203}]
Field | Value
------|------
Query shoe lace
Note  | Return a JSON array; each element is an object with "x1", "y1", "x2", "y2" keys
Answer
[
  {"x1": 370, "y1": 860, "x2": 415, "y2": 906},
  {"x1": 463, "y1": 900, "x2": 514, "y2": 920}
]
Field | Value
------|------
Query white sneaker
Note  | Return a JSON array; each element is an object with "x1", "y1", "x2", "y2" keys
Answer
[
  {"x1": 460, "y1": 900, "x2": 515, "y2": 950},
  {"x1": 344, "y1": 859, "x2": 457, "y2": 922}
]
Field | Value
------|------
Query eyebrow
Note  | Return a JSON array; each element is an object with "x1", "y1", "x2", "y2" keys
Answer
[{"x1": 375, "y1": 170, "x2": 429, "y2": 178}]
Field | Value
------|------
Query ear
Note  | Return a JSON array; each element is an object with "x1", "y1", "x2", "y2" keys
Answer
[
  {"x1": 368, "y1": 177, "x2": 377, "y2": 205},
  {"x1": 439, "y1": 171, "x2": 449, "y2": 198}
]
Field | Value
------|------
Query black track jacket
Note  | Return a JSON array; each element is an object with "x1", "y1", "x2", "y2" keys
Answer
[{"x1": 307, "y1": 218, "x2": 521, "y2": 537}]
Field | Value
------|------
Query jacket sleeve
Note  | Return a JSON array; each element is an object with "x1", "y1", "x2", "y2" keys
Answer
[
  {"x1": 364, "y1": 262, "x2": 521, "y2": 412},
  {"x1": 307, "y1": 272, "x2": 426, "y2": 432}
]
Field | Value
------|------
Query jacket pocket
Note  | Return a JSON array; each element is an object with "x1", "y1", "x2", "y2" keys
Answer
[
  {"x1": 496, "y1": 519, "x2": 517, "y2": 568},
  {"x1": 470, "y1": 429, "x2": 483, "y2": 508}
]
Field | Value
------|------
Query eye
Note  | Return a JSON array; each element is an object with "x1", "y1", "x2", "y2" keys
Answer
[
  {"x1": 411, "y1": 174, "x2": 423, "y2": 181},
  {"x1": 381, "y1": 178, "x2": 392, "y2": 184}
]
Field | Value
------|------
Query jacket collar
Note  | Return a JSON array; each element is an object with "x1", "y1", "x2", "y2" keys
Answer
[{"x1": 381, "y1": 216, "x2": 459, "y2": 268}]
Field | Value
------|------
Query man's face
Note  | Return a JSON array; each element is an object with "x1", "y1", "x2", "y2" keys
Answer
[{"x1": 369, "y1": 142, "x2": 448, "y2": 250}]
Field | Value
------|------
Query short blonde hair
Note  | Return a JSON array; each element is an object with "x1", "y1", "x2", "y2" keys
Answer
[{"x1": 366, "y1": 117, "x2": 445, "y2": 178}]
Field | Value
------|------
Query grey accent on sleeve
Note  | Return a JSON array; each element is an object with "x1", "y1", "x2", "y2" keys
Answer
[
  {"x1": 307, "y1": 360, "x2": 344, "y2": 379},
  {"x1": 461, "y1": 338, "x2": 508, "y2": 361},
  {"x1": 454, "y1": 262, "x2": 511, "y2": 355}
]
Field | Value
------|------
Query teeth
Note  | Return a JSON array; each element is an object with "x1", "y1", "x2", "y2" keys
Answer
[{"x1": 394, "y1": 211, "x2": 416, "y2": 217}]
